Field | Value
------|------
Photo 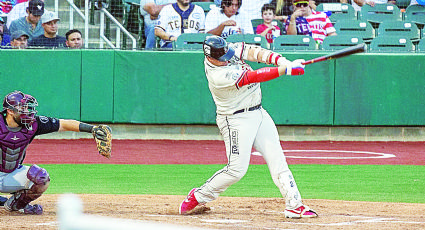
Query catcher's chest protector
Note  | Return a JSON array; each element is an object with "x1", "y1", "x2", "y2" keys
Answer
[{"x1": 0, "y1": 118, "x2": 37, "y2": 173}]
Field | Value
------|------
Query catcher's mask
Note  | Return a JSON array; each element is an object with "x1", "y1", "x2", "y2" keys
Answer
[
  {"x1": 2, "y1": 91, "x2": 38, "y2": 128},
  {"x1": 203, "y1": 35, "x2": 235, "y2": 62}
]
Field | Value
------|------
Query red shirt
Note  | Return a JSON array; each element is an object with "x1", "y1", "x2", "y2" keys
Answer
[{"x1": 256, "y1": 24, "x2": 281, "y2": 44}]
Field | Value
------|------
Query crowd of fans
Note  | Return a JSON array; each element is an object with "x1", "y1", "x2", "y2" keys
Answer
[
  {"x1": 0, "y1": 0, "x2": 83, "y2": 49},
  {"x1": 0, "y1": 0, "x2": 422, "y2": 49}
]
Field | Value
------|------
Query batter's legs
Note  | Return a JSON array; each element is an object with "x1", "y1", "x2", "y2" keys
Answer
[
  {"x1": 252, "y1": 109, "x2": 302, "y2": 209},
  {"x1": 194, "y1": 112, "x2": 261, "y2": 203}
]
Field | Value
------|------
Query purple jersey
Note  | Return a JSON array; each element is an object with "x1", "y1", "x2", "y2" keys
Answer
[
  {"x1": 0, "y1": 115, "x2": 60, "y2": 173},
  {"x1": 285, "y1": 15, "x2": 312, "y2": 37}
]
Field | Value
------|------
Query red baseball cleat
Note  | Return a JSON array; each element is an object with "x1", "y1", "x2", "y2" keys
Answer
[
  {"x1": 284, "y1": 205, "x2": 318, "y2": 218},
  {"x1": 179, "y1": 188, "x2": 199, "y2": 215}
]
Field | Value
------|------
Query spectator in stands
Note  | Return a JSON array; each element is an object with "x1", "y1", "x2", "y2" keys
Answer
[
  {"x1": 205, "y1": 0, "x2": 253, "y2": 38},
  {"x1": 285, "y1": 0, "x2": 336, "y2": 44},
  {"x1": 8, "y1": 0, "x2": 44, "y2": 42},
  {"x1": 154, "y1": 0, "x2": 205, "y2": 49},
  {"x1": 140, "y1": 0, "x2": 176, "y2": 49},
  {"x1": 256, "y1": 4, "x2": 281, "y2": 44},
  {"x1": 29, "y1": 11, "x2": 66, "y2": 48},
  {"x1": 65, "y1": 29, "x2": 84, "y2": 49},
  {"x1": 10, "y1": 30, "x2": 29, "y2": 48},
  {"x1": 0, "y1": 17, "x2": 11, "y2": 47},
  {"x1": 6, "y1": 0, "x2": 51, "y2": 29},
  {"x1": 351, "y1": 0, "x2": 395, "y2": 12}
]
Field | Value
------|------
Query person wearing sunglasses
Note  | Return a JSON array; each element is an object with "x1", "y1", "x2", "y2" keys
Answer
[{"x1": 285, "y1": 0, "x2": 336, "y2": 44}]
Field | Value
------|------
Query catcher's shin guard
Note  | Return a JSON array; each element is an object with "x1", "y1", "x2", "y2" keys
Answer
[{"x1": 4, "y1": 164, "x2": 50, "y2": 212}]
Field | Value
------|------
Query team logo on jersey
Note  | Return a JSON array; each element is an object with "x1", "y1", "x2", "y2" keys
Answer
[
  {"x1": 192, "y1": 12, "x2": 201, "y2": 19},
  {"x1": 39, "y1": 116, "x2": 49, "y2": 123}
]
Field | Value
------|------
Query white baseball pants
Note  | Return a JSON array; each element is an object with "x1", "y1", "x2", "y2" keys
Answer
[{"x1": 195, "y1": 108, "x2": 303, "y2": 209}]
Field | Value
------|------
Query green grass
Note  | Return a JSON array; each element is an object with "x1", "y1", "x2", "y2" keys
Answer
[{"x1": 39, "y1": 164, "x2": 425, "y2": 203}]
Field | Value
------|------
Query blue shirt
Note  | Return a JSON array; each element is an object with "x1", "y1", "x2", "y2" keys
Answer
[
  {"x1": 29, "y1": 35, "x2": 67, "y2": 48},
  {"x1": 8, "y1": 16, "x2": 44, "y2": 42}
]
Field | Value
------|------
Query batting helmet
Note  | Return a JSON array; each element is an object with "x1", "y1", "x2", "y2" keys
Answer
[
  {"x1": 203, "y1": 35, "x2": 235, "y2": 62},
  {"x1": 2, "y1": 91, "x2": 38, "y2": 127}
]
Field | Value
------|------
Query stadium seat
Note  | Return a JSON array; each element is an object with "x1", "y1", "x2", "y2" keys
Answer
[
  {"x1": 322, "y1": 35, "x2": 365, "y2": 50},
  {"x1": 359, "y1": 4, "x2": 402, "y2": 28},
  {"x1": 417, "y1": 38, "x2": 425, "y2": 52},
  {"x1": 173, "y1": 33, "x2": 210, "y2": 50},
  {"x1": 377, "y1": 21, "x2": 420, "y2": 43},
  {"x1": 272, "y1": 35, "x2": 318, "y2": 51},
  {"x1": 193, "y1": 2, "x2": 216, "y2": 14},
  {"x1": 334, "y1": 20, "x2": 375, "y2": 43},
  {"x1": 226, "y1": 34, "x2": 269, "y2": 49},
  {"x1": 251, "y1": 19, "x2": 286, "y2": 35},
  {"x1": 369, "y1": 36, "x2": 415, "y2": 52},
  {"x1": 316, "y1": 3, "x2": 357, "y2": 23},
  {"x1": 405, "y1": 5, "x2": 425, "y2": 28}
]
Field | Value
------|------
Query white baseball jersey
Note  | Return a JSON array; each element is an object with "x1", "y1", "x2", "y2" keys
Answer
[
  {"x1": 204, "y1": 42, "x2": 261, "y2": 115},
  {"x1": 204, "y1": 7, "x2": 254, "y2": 38},
  {"x1": 156, "y1": 3, "x2": 205, "y2": 46}
]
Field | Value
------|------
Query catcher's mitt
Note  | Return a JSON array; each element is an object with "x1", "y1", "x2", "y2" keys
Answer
[{"x1": 92, "y1": 125, "x2": 112, "y2": 158}]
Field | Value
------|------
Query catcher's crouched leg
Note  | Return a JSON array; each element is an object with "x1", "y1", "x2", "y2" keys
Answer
[{"x1": 4, "y1": 164, "x2": 50, "y2": 215}]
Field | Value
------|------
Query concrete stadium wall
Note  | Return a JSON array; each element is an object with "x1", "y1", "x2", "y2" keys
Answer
[{"x1": 1, "y1": 50, "x2": 424, "y2": 126}]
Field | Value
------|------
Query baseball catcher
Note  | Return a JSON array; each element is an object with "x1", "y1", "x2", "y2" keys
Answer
[
  {"x1": 179, "y1": 35, "x2": 317, "y2": 218},
  {"x1": 0, "y1": 90, "x2": 112, "y2": 215}
]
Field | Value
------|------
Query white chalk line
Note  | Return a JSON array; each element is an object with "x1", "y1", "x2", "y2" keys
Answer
[
  {"x1": 35, "y1": 221, "x2": 58, "y2": 226},
  {"x1": 251, "y1": 150, "x2": 396, "y2": 159},
  {"x1": 141, "y1": 212, "x2": 425, "y2": 228}
]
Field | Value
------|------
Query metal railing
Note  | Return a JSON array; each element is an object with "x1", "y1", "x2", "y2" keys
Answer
[
  {"x1": 99, "y1": 6, "x2": 137, "y2": 50},
  {"x1": 55, "y1": 0, "x2": 136, "y2": 50}
]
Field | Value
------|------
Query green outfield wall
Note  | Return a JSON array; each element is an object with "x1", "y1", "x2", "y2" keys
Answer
[{"x1": 1, "y1": 50, "x2": 424, "y2": 126}]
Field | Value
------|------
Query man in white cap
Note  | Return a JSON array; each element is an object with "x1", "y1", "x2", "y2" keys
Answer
[{"x1": 28, "y1": 11, "x2": 66, "y2": 48}]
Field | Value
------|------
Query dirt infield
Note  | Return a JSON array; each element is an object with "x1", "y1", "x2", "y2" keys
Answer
[
  {"x1": 1, "y1": 140, "x2": 424, "y2": 229},
  {"x1": 1, "y1": 194, "x2": 424, "y2": 230}
]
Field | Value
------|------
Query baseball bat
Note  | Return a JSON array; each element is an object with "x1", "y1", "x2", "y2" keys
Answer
[{"x1": 302, "y1": 43, "x2": 366, "y2": 65}]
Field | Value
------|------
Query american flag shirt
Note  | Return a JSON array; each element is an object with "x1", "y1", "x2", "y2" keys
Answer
[{"x1": 285, "y1": 10, "x2": 336, "y2": 44}]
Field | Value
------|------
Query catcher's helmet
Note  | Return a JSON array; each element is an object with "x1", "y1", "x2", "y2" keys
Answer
[
  {"x1": 2, "y1": 91, "x2": 38, "y2": 127},
  {"x1": 203, "y1": 35, "x2": 235, "y2": 62}
]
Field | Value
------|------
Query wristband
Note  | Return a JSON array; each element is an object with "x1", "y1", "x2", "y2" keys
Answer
[
  {"x1": 79, "y1": 122, "x2": 94, "y2": 133},
  {"x1": 168, "y1": 35, "x2": 174, "y2": 41}
]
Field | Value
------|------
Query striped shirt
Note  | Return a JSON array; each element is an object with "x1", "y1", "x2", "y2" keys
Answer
[{"x1": 286, "y1": 10, "x2": 336, "y2": 44}]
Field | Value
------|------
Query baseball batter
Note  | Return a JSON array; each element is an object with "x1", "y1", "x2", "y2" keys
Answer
[
  {"x1": 179, "y1": 35, "x2": 318, "y2": 218},
  {"x1": 154, "y1": 0, "x2": 205, "y2": 48},
  {"x1": 0, "y1": 91, "x2": 111, "y2": 215}
]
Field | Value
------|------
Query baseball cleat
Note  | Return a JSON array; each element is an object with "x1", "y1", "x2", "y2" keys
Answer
[
  {"x1": 179, "y1": 188, "x2": 199, "y2": 215},
  {"x1": 20, "y1": 204, "x2": 43, "y2": 215},
  {"x1": 284, "y1": 205, "x2": 318, "y2": 218},
  {"x1": 5, "y1": 202, "x2": 43, "y2": 215}
]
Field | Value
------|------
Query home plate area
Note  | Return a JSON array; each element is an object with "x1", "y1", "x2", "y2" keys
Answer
[{"x1": 2, "y1": 194, "x2": 424, "y2": 230}]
